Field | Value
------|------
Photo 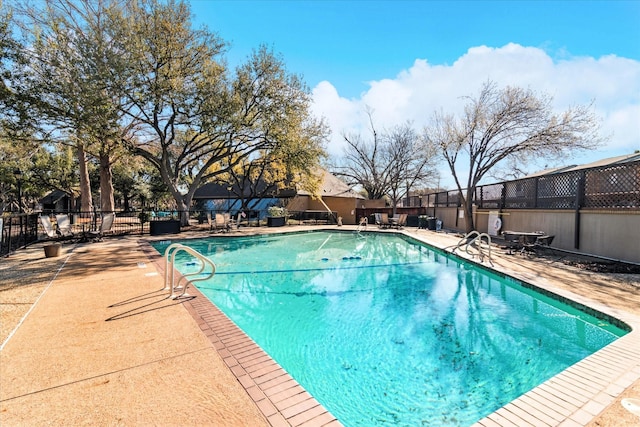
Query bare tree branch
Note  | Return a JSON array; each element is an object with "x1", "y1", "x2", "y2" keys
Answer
[{"x1": 424, "y1": 80, "x2": 604, "y2": 232}]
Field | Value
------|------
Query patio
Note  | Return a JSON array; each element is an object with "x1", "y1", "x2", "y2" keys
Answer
[{"x1": 1, "y1": 227, "x2": 639, "y2": 426}]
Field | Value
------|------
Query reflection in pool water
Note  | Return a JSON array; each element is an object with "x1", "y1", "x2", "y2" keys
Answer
[{"x1": 152, "y1": 231, "x2": 628, "y2": 426}]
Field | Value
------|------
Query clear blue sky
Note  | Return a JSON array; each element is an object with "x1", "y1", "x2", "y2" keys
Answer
[
  {"x1": 190, "y1": 0, "x2": 640, "y2": 185},
  {"x1": 191, "y1": 0, "x2": 640, "y2": 98}
]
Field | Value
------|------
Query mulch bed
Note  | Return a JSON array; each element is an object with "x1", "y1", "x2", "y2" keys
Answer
[{"x1": 561, "y1": 259, "x2": 640, "y2": 274}]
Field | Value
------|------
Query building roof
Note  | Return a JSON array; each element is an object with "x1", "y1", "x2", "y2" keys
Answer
[
  {"x1": 193, "y1": 169, "x2": 364, "y2": 200},
  {"x1": 40, "y1": 190, "x2": 70, "y2": 204},
  {"x1": 523, "y1": 153, "x2": 640, "y2": 179},
  {"x1": 296, "y1": 170, "x2": 365, "y2": 199},
  {"x1": 563, "y1": 153, "x2": 640, "y2": 171},
  {"x1": 193, "y1": 180, "x2": 293, "y2": 199}
]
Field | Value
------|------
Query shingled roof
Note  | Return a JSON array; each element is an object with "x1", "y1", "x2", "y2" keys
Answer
[
  {"x1": 193, "y1": 169, "x2": 363, "y2": 200},
  {"x1": 522, "y1": 153, "x2": 640, "y2": 179},
  {"x1": 296, "y1": 169, "x2": 365, "y2": 199}
]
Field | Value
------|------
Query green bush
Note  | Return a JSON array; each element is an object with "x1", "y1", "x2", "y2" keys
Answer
[{"x1": 267, "y1": 206, "x2": 287, "y2": 217}]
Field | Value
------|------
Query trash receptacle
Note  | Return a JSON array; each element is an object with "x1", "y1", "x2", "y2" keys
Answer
[
  {"x1": 418, "y1": 216, "x2": 428, "y2": 229},
  {"x1": 427, "y1": 217, "x2": 437, "y2": 230}
]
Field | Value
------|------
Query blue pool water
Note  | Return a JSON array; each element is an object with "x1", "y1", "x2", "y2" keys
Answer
[{"x1": 152, "y1": 231, "x2": 628, "y2": 426}]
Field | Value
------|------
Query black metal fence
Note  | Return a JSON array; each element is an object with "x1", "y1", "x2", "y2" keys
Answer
[
  {"x1": 0, "y1": 213, "x2": 40, "y2": 257},
  {"x1": 426, "y1": 160, "x2": 639, "y2": 210},
  {"x1": 1, "y1": 208, "x2": 341, "y2": 257}
]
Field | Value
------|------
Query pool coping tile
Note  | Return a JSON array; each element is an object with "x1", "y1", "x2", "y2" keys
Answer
[{"x1": 179, "y1": 287, "x2": 341, "y2": 426}]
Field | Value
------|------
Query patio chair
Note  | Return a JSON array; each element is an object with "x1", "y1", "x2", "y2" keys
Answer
[
  {"x1": 378, "y1": 213, "x2": 391, "y2": 229},
  {"x1": 88, "y1": 213, "x2": 115, "y2": 242},
  {"x1": 224, "y1": 213, "x2": 237, "y2": 231},
  {"x1": 55, "y1": 214, "x2": 75, "y2": 239},
  {"x1": 533, "y1": 235, "x2": 555, "y2": 254},
  {"x1": 374, "y1": 213, "x2": 382, "y2": 227},
  {"x1": 39, "y1": 215, "x2": 72, "y2": 242},
  {"x1": 520, "y1": 234, "x2": 540, "y2": 255},
  {"x1": 394, "y1": 214, "x2": 407, "y2": 229},
  {"x1": 39, "y1": 215, "x2": 58, "y2": 239},
  {"x1": 213, "y1": 213, "x2": 229, "y2": 232},
  {"x1": 501, "y1": 232, "x2": 521, "y2": 255},
  {"x1": 535, "y1": 235, "x2": 555, "y2": 247},
  {"x1": 206, "y1": 212, "x2": 214, "y2": 232}
]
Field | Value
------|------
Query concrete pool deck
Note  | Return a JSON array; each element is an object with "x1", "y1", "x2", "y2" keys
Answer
[{"x1": 1, "y1": 225, "x2": 639, "y2": 426}]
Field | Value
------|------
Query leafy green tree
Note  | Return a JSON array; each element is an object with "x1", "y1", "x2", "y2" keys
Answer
[
  {"x1": 218, "y1": 115, "x2": 327, "y2": 212},
  {"x1": 0, "y1": 0, "x2": 30, "y2": 135},
  {"x1": 118, "y1": 0, "x2": 327, "y2": 224},
  {"x1": 111, "y1": 155, "x2": 154, "y2": 212},
  {"x1": 0, "y1": 2, "x2": 33, "y2": 211},
  {"x1": 30, "y1": 143, "x2": 80, "y2": 210},
  {"x1": 423, "y1": 80, "x2": 603, "y2": 232},
  {"x1": 14, "y1": 0, "x2": 131, "y2": 213}
]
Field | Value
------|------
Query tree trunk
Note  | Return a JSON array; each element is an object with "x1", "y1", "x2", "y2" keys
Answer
[
  {"x1": 463, "y1": 189, "x2": 475, "y2": 233},
  {"x1": 177, "y1": 196, "x2": 190, "y2": 226},
  {"x1": 99, "y1": 152, "x2": 115, "y2": 212},
  {"x1": 77, "y1": 144, "x2": 93, "y2": 213}
]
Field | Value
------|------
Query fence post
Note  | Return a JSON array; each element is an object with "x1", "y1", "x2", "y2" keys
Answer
[{"x1": 574, "y1": 171, "x2": 586, "y2": 249}]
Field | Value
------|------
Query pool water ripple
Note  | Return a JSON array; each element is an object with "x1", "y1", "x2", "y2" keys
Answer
[{"x1": 153, "y1": 231, "x2": 627, "y2": 426}]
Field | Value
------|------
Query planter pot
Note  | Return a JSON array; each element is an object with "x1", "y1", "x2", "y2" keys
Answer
[
  {"x1": 267, "y1": 216, "x2": 286, "y2": 227},
  {"x1": 150, "y1": 219, "x2": 181, "y2": 236},
  {"x1": 44, "y1": 244, "x2": 62, "y2": 258}
]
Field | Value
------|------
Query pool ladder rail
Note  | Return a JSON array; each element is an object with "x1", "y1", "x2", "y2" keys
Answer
[
  {"x1": 449, "y1": 231, "x2": 494, "y2": 266},
  {"x1": 164, "y1": 243, "x2": 216, "y2": 299},
  {"x1": 354, "y1": 217, "x2": 368, "y2": 236}
]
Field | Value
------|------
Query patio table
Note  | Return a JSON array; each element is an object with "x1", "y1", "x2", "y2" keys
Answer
[{"x1": 502, "y1": 231, "x2": 544, "y2": 255}]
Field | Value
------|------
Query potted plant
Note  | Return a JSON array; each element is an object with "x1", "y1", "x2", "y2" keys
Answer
[
  {"x1": 267, "y1": 206, "x2": 287, "y2": 227},
  {"x1": 138, "y1": 210, "x2": 150, "y2": 224},
  {"x1": 44, "y1": 243, "x2": 62, "y2": 258}
]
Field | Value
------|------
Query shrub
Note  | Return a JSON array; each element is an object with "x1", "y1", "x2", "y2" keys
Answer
[{"x1": 267, "y1": 206, "x2": 287, "y2": 217}]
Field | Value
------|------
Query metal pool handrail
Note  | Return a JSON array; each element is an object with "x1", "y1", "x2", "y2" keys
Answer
[
  {"x1": 450, "y1": 231, "x2": 493, "y2": 266},
  {"x1": 164, "y1": 243, "x2": 216, "y2": 299}
]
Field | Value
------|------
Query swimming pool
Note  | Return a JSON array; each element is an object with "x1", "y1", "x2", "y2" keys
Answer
[{"x1": 152, "y1": 231, "x2": 628, "y2": 426}]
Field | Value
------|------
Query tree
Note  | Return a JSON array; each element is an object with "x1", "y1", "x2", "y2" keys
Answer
[
  {"x1": 30, "y1": 143, "x2": 80, "y2": 209},
  {"x1": 0, "y1": 1, "x2": 36, "y2": 212},
  {"x1": 14, "y1": 0, "x2": 130, "y2": 213},
  {"x1": 423, "y1": 80, "x2": 603, "y2": 233},
  {"x1": 118, "y1": 0, "x2": 327, "y2": 225},
  {"x1": 334, "y1": 111, "x2": 439, "y2": 214},
  {"x1": 110, "y1": 155, "x2": 153, "y2": 212},
  {"x1": 218, "y1": 118, "x2": 327, "y2": 212},
  {"x1": 384, "y1": 124, "x2": 439, "y2": 215}
]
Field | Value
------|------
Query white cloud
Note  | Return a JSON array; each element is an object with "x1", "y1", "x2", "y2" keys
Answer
[{"x1": 311, "y1": 43, "x2": 640, "y2": 182}]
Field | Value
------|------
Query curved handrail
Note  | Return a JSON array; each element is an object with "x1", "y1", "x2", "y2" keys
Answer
[
  {"x1": 450, "y1": 231, "x2": 493, "y2": 265},
  {"x1": 164, "y1": 243, "x2": 216, "y2": 299}
]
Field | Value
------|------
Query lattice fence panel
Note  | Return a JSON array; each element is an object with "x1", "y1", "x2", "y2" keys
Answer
[
  {"x1": 434, "y1": 190, "x2": 462, "y2": 207},
  {"x1": 504, "y1": 178, "x2": 536, "y2": 208},
  {"x1": 477, "y1": 183, "x2": 503, "y2": 209},
  {"x1": 434, "y1": 192, "x2": 448, "y2": 207},
  {"x1": 584, "y1": 162, "x2": 639, "y2": 208},
  {"x1": 536, "y1": 171, "x2": 580, "y2": 209},
  {"x1": 447, "y1": 191, "x2": 460, "y2": 207}
]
